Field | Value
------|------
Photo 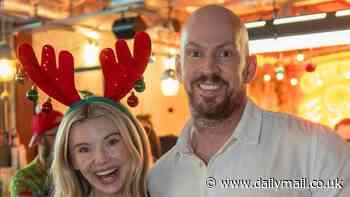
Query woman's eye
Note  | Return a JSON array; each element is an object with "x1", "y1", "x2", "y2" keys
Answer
[
  {"x1": 78, "y1": 147, "x2": 89, "y2": 153},
  {"x1": 108, "y1": 138, "x2": 119, "y2": 146}
]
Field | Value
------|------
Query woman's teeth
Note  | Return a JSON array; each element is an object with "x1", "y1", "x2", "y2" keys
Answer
[{"x1": 96, "y1": 168, "x2": 118, "y2": 176}]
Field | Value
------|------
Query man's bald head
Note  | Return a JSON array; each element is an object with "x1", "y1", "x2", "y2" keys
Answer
[
  {"x1": 176, "y1": 5, "x2": 256, "y2": 121},
  {"x1": 180, "y1": 5, "x2": 249, "y2": 63}
]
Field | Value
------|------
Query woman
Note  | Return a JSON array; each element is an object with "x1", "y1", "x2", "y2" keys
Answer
[
  {"x1": 51, "y1": 98, "x2": 152, "y2": 197},
  {"x1": 17, "y1": 31, "x2": 153, "y2": 197}
]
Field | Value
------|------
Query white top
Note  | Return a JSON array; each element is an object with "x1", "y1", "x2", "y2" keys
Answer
[{"x1": 148, "y1": 99, "x2": 350, "y2": 197}]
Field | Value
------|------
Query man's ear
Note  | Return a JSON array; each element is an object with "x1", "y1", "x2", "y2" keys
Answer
[
  {"x1": 243, "y1": 55, "x2": 257, "y2": 83},
  {"x1": 175, "y1": 55, "x2": 183, "y2": 82}
]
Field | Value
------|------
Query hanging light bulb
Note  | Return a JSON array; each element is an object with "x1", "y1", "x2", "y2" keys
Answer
[
  {"x1": 0, "y1": 42, "x2": 15, "y2": 82},
  {"x1": 296, "y1": 51, "x2": 304, "y2": 62},
  {"x1": 161, "y1": 69, "x2": 180, "y2": 96},
  {"x1": 276, "y1": 72, "x2": 284, "y2": 80},
  {"x1": 0, "y1": 59, "x2": 16, "y2": 82},
  {"x1": 83, "y1": 41, "x2": 99, "y2": 66},
  {"x1": 275, "y1": 66, "x2": 285, "y2": 81},
  {"x1": 263, "y1": 74, "x2": 271, "y2": 82},
  {"x1": 290, "y1": 78, "x2": 298, "y2": 86},
  {"x1": 163, "y1": 55, "x2": 176, "y2": 70}
]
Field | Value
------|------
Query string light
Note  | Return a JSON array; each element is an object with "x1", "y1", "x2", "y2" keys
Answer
[
  {"x1": 276, "y1": 72, "x2": 284, "y2": 80},
  {"x1": 296, "y1": 51, "x2": 304, "y2": 62},
  {"x1": 263, "y1": 74, "x2": 271, "y2": 82},
  {"x1": 290, "y1": 78, "x2": 298, "y2": 86}
]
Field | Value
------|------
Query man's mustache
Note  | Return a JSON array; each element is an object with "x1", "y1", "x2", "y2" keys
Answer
[{"x1": 192, "y1": 74, "x2": 227, "y2": 86}]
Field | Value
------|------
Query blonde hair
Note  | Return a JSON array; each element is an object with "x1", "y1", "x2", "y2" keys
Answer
[{"x1": 51, "y1": 102, "x2": 152, "y2": 197}]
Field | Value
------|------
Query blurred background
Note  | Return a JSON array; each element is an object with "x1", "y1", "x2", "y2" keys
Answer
[{"x1": 1, "y1": 0, "x2": 350, "y2": 195}]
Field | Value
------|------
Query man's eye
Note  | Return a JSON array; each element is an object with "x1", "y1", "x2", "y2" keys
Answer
[
  {"x1": 188, "y1": 50, "x2": 201, "y2": 58},
  {"x1": 218, "y1": 50, "x2": 232, "y2": 57}
]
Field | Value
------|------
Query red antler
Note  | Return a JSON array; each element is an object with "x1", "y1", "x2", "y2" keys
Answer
[
  {"x1": 99, "y1": 32, "x2": 151, "y2": 101},
  {"x1": 18, "y1": 44, "x2": 81, "y2": 106}
]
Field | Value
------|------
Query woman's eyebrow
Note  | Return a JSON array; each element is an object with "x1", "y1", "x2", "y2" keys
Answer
[
  {"x1": 104, "y1": 132, "x2": 120, "y2": 140},
  {"x1": 74, "y1": 143, "x2": 90, "y2": 150}
]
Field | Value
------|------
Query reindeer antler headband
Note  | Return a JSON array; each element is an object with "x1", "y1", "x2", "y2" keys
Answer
[{"x1": 18, "y1": 32, "x2": 151, "y2": 114}]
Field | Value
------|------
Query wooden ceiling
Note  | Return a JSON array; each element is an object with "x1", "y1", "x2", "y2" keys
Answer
[
  {"x1": 1, "y1": 0, "x2": 350, "y2": 56},
  {"x1": 2, "y1": 0, "x2": 350, "y2": 25}
]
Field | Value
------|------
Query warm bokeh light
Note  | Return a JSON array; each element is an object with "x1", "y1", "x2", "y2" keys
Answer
[
  {"x1": 290, "y1": 78, "x2": 298, "y2": 86},
  {"x1": 296, "y1": 53, "x2": 304, "y2": 62},
  {"x1": 276, "y1": 72, "x2": 284, "y2": 80},
  {"x1": 83, "y1": 42, "x2": 99, "y2": 66},
  {"x1": 0, "y1": 59, "x2": 16, "y2": 82},
  {"x1": 163, "y1": 56, "x2": 176, "y2": 70},
  {"x1": 161, "y1": 77, "x2": 180, "y2": 96},
  {"x1": 263, "y1": 74, "x2": 271, "y2": 82},
  {"x1": 299, "y1": 51, "x2": 350, "y2": 127}
]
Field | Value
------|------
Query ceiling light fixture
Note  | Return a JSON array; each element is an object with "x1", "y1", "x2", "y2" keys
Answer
[{"x1": 247, "y1": 12, "x2": 350, "y2": 54}]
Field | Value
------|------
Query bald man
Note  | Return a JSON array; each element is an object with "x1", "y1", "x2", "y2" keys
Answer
[{"x1": 148, "y1": 5, "x2": 350, "y2": 197}]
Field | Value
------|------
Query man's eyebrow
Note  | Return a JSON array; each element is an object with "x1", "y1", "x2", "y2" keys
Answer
[
  {"x1": 185, "y1": 41, "x2": 203, "y2": 48},
  {"x1": 185, "y1": 41, "x2": 236, "y2": 49},
  {"x1": 216, "y1": 41, "x2": 236, "y2": 48}
]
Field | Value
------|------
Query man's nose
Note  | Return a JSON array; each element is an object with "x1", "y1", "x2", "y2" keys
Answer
[{"x1": 201, "y1": 56, "x2": 220, "y2": 75}]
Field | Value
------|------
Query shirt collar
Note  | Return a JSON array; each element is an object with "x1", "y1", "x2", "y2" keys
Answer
[{"x1": 175, "y1": 99, "x2": 263, "y2": 155}]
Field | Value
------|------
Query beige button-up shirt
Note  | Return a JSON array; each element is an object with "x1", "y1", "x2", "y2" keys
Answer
[{"x1": 148, "y1": 99, "x2": 350, "y2": 197}]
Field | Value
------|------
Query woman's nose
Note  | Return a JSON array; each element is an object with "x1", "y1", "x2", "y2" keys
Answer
[{"x1": 94, "y1": 147, "x2": 109, "y2": 165}]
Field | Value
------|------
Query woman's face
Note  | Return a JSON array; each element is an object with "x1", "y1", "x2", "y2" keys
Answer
[{"x1": 69, "y1": 116, "x2": 130, "y2": 195}]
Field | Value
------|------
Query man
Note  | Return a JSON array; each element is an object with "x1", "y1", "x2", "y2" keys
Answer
[
  {"x1": 148, "y1": 5, "x2": 350, "y2": 197},
  {"x1": 10, "y1": 99, "x2": 62, "y2": 197}
]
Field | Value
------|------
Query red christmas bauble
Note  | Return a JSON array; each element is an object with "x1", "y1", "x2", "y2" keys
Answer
[
  {"x1": 127, "y1": 93, "x2": 139, "y2": 107},
  {"x1": 305, "y1": 63, "x2": 316, "y2": 72},
  {"x1": 42, "y1": 100, "x2": 53, "y2": 112}
]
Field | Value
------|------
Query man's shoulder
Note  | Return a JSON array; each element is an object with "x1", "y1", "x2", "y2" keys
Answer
[
  {"x1": 149, "y1": 146, "x2": 178, "y2": 180},
  {"x1": 261, "y1": 108, "x2": 332, "y2": 135},
  {"x1": 260, "y1": 107, "x2": 350, "y2": 151}
]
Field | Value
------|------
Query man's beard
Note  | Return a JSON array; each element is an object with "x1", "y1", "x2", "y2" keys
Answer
[{"x1": 188, "y1": 74, "x2": 245, "y2": 120}]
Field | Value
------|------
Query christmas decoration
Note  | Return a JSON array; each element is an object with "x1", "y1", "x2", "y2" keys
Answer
[
  {"x1": 134, "y1": 77, "x2": 146, "y2": 92},
  {"x1": 26, "y1": 86, "x2": 38, "y2": 102},
  {"x1": 15, "y1": 69, "x2": 27, "y2": 84},
  {"x1": 127, "y1": 92, "x2": 139, "y2": 107},
  {"x1": 305, "y1": 63, "x2": 316, "y2": 72},
  {"x1": 18, "y1": 32, "x2": 151, "y2": 112}
]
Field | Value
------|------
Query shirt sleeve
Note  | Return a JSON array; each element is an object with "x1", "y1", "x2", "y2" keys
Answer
[
  {"x1": 311, "y1": 126, "x2": 350, "y2": 197},
  {"x1": 10, "y1": 171, "x2": 35, "y2": 197}
]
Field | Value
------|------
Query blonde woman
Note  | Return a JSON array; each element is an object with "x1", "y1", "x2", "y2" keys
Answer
[
  {"x1": 17, "y1": 31, "x2": 153, "y2": 197},
  {"x1": 51, "y1": 98, "x2": 152, "y2": 197}
]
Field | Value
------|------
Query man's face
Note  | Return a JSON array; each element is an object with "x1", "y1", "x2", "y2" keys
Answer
[
  {"x1": 38, "y1": 127, "x2": 58, "y2": 164},
  {"x1": 178, "y1": 12, "x2": 250, "y2": 120}
]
